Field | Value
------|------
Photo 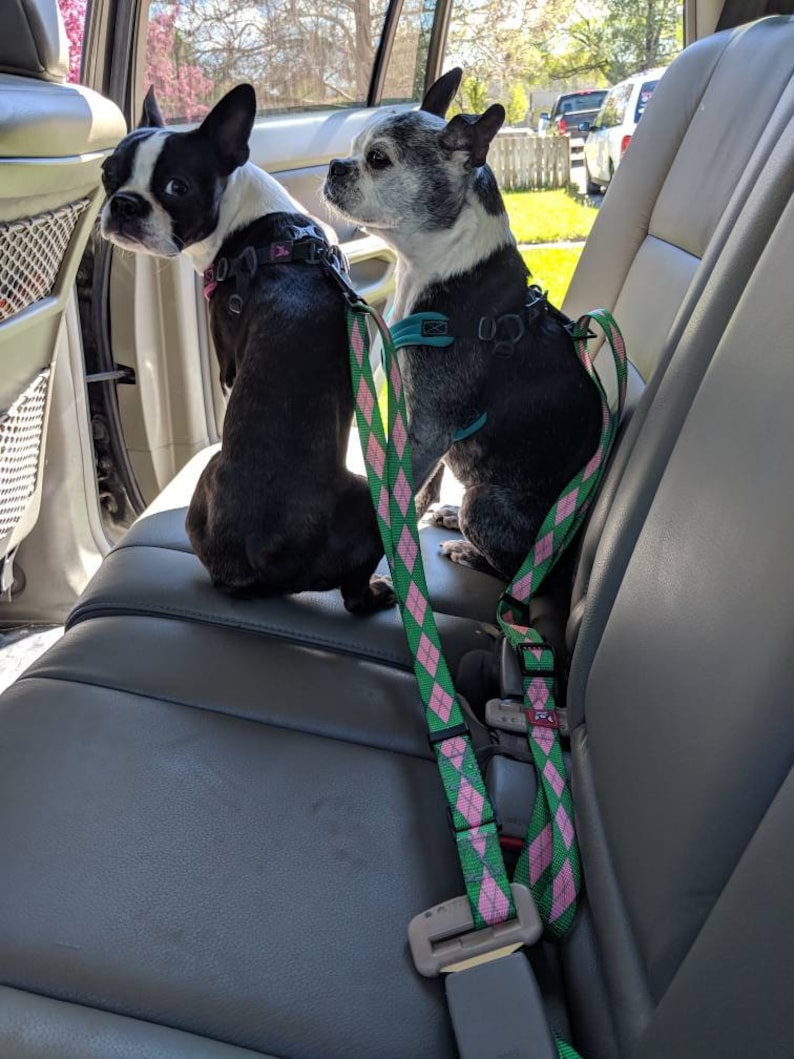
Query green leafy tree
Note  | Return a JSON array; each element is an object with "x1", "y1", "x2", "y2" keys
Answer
[
  {"x1": 504, "y1": 81, "x2": 529, "y2": 124},
  {"x1": 461, "y1": 75, "x2": 488, "y2": 112},
  {"x1": 541, "y1": 0, "x2": 682, "y2": 84}
]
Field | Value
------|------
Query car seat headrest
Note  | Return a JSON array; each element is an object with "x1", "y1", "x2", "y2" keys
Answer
[{"x1": 1, "y1": 0, "x2": 69, "y2": 84}]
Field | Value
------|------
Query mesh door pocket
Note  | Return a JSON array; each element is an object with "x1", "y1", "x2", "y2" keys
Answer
[
  {"x1": 0, "y1": 368, "x2": 51, "y2": 540},
  {"x1": 0, "y1": 199, "x2": 90, "y2": 322}
]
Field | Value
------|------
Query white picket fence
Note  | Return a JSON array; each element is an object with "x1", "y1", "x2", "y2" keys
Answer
[{"x1": 489, "y1": 132, "x2": 570, "y2": 191}]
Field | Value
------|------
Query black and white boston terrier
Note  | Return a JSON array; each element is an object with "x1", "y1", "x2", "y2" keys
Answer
[
  {"x1": 100, "y1": 84, "x2": 394, "y2": 613},
  {"x1": 323, "y1": 69, "x2": 602, "y2": 580}
]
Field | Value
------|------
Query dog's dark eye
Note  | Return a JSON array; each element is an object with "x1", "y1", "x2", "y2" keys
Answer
[
  {"x1": 165, "y1": 177, "x2": 190, "y2": 197},
  {"x1": 366, "y1": 149, "x2": 391, "y2": 171},
  {"x1": 101, "y1": 161, "x2": 116, "y2": 191}
]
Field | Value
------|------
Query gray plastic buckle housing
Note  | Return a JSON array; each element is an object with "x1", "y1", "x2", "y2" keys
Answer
[
  {"x1": 445, "y1": 951, "x2": 560, "y2": 1059},
  {"x1": 485, "y1": 753, "x2": 537, "y2": 839},
  {"x1": 486, "y1": 697, "x2": 570, "y2": 738},
  {"x1": 408, "y1": 883, "x2": 541, "y2": 977}
]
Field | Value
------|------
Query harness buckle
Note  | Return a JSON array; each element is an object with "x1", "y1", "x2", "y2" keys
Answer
[
  {"x1": 228, "y1": 294, "x2": 243, "y2": 315},
  {"x1": 408, "y1": 883, "x2": 541, "y2": 977},
  {"x1": 214, "y1": 257, "x2": 229, "y2": 282}
]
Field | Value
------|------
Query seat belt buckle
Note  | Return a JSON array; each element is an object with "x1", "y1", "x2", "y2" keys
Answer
[
  {"x1": 408, "y1": 883, "x2": 541, "y2": 977},
  {"x1": 445, "y1": 952, "x2": 561, "y2": 1059},
  {"x1": 486, "y1": 698, "x2": 570, "y2": 738}
]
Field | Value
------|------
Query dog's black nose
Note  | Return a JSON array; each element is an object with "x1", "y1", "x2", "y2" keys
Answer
[
  {"x1": 110, "y1": 192, "x2": 146, "y2": 220},
  {"x1": 329, "y1": 159, "x2": 352, "y2": 179}
]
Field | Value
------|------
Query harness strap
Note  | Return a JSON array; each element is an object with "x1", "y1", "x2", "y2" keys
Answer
[
  {"x1": 202, "y1": 225, "x2": 346, "y2": 311},
  {"x1": 390, "y1": 285, "x2": 577, "y2": 444},
  {"x1": 452, "y1": 412, "x2": 487, "y2": 443}
]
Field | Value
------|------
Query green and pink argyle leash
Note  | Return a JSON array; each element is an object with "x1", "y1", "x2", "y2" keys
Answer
[
  {"x1": 347, "y1": 301, "x2": 626, "y2": 936},
  {"x1": 498, "y1": 310, "x2": 627, "y2": 934}
]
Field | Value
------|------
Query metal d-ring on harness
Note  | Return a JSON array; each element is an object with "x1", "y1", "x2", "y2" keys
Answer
[{"x1": 389, "y1": 285, "x2": 590, "y2": 443}]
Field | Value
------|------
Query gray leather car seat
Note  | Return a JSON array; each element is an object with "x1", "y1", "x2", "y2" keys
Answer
[
  {"x1": 1, "y1": 164, "x2": 793, "y2": 1057},
  {"x1": 0, "y1": 0, "x2": 125, "y2": 592},
  {"x1": 66, "y1": 17, "x2": 794, "y2": 658}
]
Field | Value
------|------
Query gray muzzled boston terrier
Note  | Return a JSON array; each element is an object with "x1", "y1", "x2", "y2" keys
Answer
[
  {"x1": 323, "y1": 69, "x2": 601, "y2": 580},
  {"x1": 100, "y1": 84, "x2": 394, "y2": 614}
]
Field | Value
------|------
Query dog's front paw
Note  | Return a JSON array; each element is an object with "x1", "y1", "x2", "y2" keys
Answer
[
  {"x1": 427, "y1": 504, "x2": 461, "y2": 530},
  {"x1": 344, "y1": 574, "x2": 396, "y2": 615},
  {"x1": 440, "y1": 539, "x2": 490, "y2": 572},
  {"x1": 368, "y1": 575, "x2": 397, "y2": 609}
]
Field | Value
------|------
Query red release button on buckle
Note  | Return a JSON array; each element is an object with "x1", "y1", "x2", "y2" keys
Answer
[{"x1": 525, "y1": 707, "x2": 558, "y2": 729}]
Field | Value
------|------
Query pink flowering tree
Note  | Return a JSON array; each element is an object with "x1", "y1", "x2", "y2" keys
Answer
[
  {"x1": 58, "y1": 0, "x2": 87, "y2": 82},
  {"x1": 144, "y1": 3, "x2": 214, "y2": 123},
  {"x1": 58, "y1": 0, "x2": 214, "y2": 123}
]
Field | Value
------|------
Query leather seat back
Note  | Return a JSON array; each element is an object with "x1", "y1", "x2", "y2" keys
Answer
[
  {"x1": 0, "y1": 0, "x2": 125, "y2": 584},
  {"x1": 568, "y1": 152, "x2": 794, "y2": 1059},
  {"x1": 564, "y1": 15, "x2": 794, "y2": 645}
]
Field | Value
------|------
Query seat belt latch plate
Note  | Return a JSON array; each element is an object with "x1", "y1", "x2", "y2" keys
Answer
[{"x1": 408, "y1": 883, "x2": 541, "y2": 977}]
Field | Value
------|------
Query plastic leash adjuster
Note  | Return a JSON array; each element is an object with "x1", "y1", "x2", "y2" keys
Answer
[
  {"x1": 518, "y1": 641, "x2": 556, "y2": 677},
  {"x1": 408, "y1": 883, "x2": 541, "y2": 977}
]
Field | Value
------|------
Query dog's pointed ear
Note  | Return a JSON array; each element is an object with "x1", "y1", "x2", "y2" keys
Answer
[
  {"x1": 421, "y1": 68, "x2": 463, "y2": 118},
  {"x1": 198, "y1": 84, "x2": 256, "y2": 175},
  {"x1": 139, "y1": 85, "x2": 165, "y2": 129},
  {"x1": 439, "y1": 103, "x2": 505, "y2": 167}
]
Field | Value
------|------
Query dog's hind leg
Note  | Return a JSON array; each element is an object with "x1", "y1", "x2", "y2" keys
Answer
[
  {"x1": 440, "y1": 484, "x2": 551, "y2": 581},
  {"x1": 415, "y1": 463, "x2": 444, "y2": 518}
]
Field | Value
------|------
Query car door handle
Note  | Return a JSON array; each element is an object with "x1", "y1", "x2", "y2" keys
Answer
[{"x1": 340, "y1": 233, "x2": 397, "y2": 307}]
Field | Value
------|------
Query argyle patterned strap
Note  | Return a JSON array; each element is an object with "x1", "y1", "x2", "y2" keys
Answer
[
  {"x1": 348, "y1": 303, "x2": 625, "y2": 943},
  {"x1": 498, "y1": 310, "x2": 627, "y2": 938},
  {"x1": 556, "y1": 1036, "x2": 584, "y2": 1059},
  {"x1": 348, "y1": 304, "x2": 515, "y2": 931}
]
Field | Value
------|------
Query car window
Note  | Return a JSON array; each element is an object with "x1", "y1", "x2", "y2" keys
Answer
[
  {"x1": 557, "y1": 91, "x2": 606, "y2": 115},
  {"x1": 142, "y1": 0, "x2": 403, "y2": 124},
  {"x1": 380, "y1": 0, "x2": 437, "y2": 105},
  {"x1": 599, "y1": 85, "x2": 625, "y2": 128},
  {"x1": 635, "y1": 79, "x2": 659, "y2": 122}
]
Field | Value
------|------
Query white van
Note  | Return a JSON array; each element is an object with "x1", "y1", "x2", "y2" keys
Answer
[{"x1": 582, "y1": 66, "x2": 668, "y2": 193}]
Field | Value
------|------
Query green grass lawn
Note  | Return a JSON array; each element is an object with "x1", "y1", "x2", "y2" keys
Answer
[
  {"x1": 521, "y1": 246, "x2": 583, "y2": 308},
  {"x1": 505, "y1": 189, "x2": 598, "y2": 245}
]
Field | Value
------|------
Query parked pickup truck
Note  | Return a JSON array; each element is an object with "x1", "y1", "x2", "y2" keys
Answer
[
  {"x1": 548, "y1": 89, "x2": 608, "y2": 134},
  {"x1": 543, "y1": 88, "x2": 608, "y2": 163}
]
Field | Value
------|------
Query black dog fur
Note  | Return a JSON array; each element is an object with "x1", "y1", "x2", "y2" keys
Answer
[
  {"x1": 323, "y1": 70, "x2": 602, "y2": 579},
  {"x1": 100, "y1": 86, "x2": 392, "y2": 613}
]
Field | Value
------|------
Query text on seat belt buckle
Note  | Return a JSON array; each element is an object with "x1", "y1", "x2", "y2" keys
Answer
[{"x1": 408, "y1": 883, "x2": 541, "y2": 977}]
